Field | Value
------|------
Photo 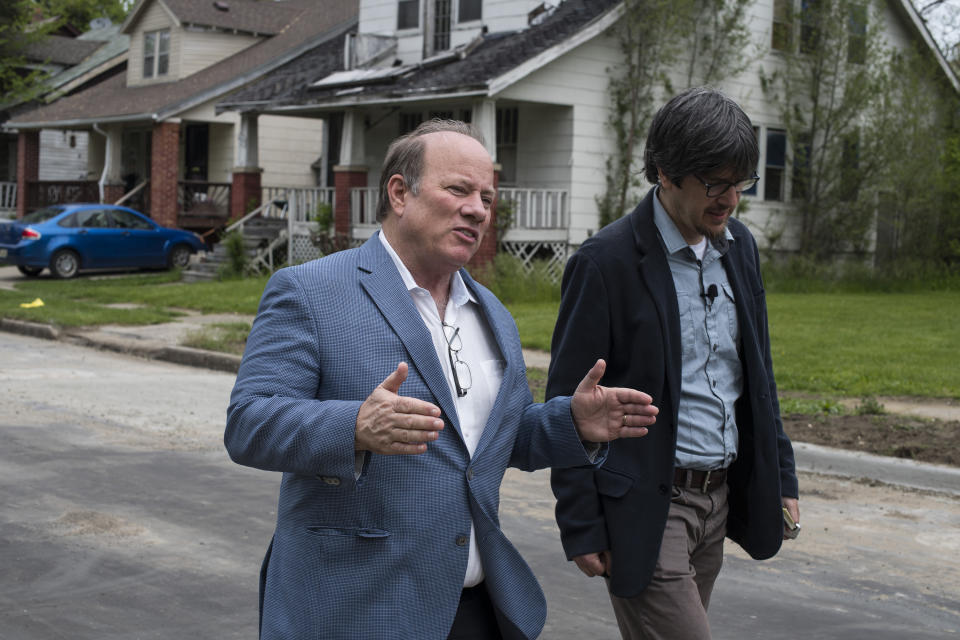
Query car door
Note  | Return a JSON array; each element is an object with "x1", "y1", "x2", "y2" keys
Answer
[
  {"x1": 107, "y1": 209, "x2": 166, "y2": 267},
  {"x1": 72, "y1": 208, "x2": 124, "y2": 268}
]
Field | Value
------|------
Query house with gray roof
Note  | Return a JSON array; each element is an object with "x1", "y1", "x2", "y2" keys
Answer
[
  {"x1": 217, "y1": 0, "x2": 959, "y2": 270},
  {"x1": 5, "y1": 0, "x2": 357, "y2": 240}
]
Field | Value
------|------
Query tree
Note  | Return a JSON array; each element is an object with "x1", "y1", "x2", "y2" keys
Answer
[
  {"x1": 761, "y1": 0, "x2": 897, "y2": 257},
  {"x1": 597, "y1": 0, "x2": 755, "y2": 227},
  {"x1": 1, "y1": 0, "x2": 127, "y2": 106}
]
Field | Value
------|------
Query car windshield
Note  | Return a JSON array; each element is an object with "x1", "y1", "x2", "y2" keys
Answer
[{"x1": 21, "y1": 206, "x2": 65, "y2": 224}]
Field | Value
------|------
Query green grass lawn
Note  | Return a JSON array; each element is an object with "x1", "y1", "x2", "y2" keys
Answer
[
  {"x1": 767, "y1": 292, "x2": 960, "y2": 399},
  {"x1": 1, "y1": 272, "x2": 956, "y2": 399},
  {"x1": 0, "y1": 272, "x2": 270, "y2": 327}
]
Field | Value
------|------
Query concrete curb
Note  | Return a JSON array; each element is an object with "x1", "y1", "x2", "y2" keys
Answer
[
  {"x1": 2, "y1": 317, "x2": 957, "y2": 497},
  {"x1": 0, "y1": 317, "x2": 60, "y2": 340},
  {"x1": 794, "y1": 441, "x2": 960, "y2": 497},
  {"x1": 2, "y1": 318, "x2": 242, "y2": 373}
]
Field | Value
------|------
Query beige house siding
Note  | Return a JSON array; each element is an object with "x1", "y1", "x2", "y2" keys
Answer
[
  {"x1": 180, "y1": 29, "x2": 261, "y2": 78},
  {"x1": 259, "y1": 115, "x2": 325, "y2": 189},
  {"x1": 127, "y1": 2, "x2": 179, "y2": 86}
]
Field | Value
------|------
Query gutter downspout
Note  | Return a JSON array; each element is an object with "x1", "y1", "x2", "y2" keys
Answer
[{"x1": 92, "y1": 123, "x2": 109, "y2": 203}]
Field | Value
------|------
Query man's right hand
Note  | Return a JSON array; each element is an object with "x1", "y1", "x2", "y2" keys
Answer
[
  {"x1": 355, "y1": 362, "x2": 444, "y2": 455},
  {"x1": 573, "y1": 551, "x2": 612, "y2": 578}
]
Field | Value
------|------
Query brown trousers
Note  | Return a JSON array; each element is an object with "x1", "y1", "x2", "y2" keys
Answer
[{"x1": 607, "y1": 482, "x2": 729, "y2": 640}]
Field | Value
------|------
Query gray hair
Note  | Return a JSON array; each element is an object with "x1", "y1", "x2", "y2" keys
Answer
[
  {"x1": 643, "y1": 86, "x2": 759, "y2": 186},
  {"x1": 376, "y1": 118, "x2": 486, "y2": 222}
]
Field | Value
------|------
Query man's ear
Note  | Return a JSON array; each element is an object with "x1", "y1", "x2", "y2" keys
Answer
[
  {"x1": 386, "y1": 174, "x2": 407, "y2": 216},
  {"x1": 656, "y1": 167, "x2": 675, "y2": 190}
]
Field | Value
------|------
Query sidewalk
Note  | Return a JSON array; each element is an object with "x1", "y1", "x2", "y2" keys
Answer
[{"x1": 1, "y1": 294, "x2": 958, "y2": 498}]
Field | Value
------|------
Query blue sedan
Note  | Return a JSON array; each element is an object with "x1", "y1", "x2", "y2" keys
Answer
[{"x1": 0, "y1": 204, "x2": 207, "y2": 278}]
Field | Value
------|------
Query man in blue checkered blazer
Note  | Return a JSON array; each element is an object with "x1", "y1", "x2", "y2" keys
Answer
[{"x1": 225, "y1": 120, "x2": 658, "y2": 639}]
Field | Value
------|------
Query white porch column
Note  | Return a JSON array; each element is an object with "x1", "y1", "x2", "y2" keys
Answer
[
  {"x1": 471, "y1": 99, "x2": 497, "y2": 162},
  {"x1": 338, "y1": 110, "x2": 366, "y2": 167},
  {"x1": 236, "y1": 112, "x2": 259, "y2": 169}
]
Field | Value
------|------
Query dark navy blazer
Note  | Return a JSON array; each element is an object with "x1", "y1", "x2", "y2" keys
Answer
[
  {"x1": 547, "y1": 189, "x2": 799, "y2": 598},
  {"x1": 226, "y1": 234, "x2": 598, "y2": 639}
]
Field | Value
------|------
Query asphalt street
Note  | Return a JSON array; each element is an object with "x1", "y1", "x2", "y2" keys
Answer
[{"x1": 0, "y1": 331, "x2": 958, "y2": 639}]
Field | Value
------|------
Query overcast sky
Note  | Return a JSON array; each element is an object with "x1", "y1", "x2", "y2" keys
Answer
[{"x1": 916, "y1": 0, "x2": 960, "y2": 54}]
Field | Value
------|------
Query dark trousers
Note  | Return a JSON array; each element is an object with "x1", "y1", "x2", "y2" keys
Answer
[{"x1": 447, "y1": 583, "x2": 503, "y2": 640}]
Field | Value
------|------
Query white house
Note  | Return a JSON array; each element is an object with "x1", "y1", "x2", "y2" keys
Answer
[
  {"x1": 219, "y1": 0, "x2": 959, "y2": 271},
  {"x1": 5, "y1": 0, "x2": 357, "y2": 240}
]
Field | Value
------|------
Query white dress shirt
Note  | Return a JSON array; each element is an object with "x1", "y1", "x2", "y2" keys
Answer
[{"x1": 380, "y1": 232, "x2": 504, "y2": 587}]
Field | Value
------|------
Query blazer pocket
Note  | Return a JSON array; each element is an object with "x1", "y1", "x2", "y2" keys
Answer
[
  {"x1": 595, "y1": 467, "x2": 635, "y2": 498},
  {"x1": 305, "y1": 525, "x2": 391, "y2": 539}
]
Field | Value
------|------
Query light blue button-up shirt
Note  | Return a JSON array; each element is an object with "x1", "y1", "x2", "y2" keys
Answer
[{"x1": 653, "y1": 191, "x2": 743, "y2": 470}]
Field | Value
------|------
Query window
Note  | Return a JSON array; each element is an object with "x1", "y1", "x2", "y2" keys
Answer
[
  {"x1": 840, "y1": 131, "x2": 860, "y2": 201},
  {"x1": 398, "y1": 0, "x2": 419, "y2": 30},
  {"x1": 791, "y1": 132, "x2": 812, "y2": 201},
  {"x1": 143, "y1": 29, "x2": 170, "y2": 78},
  {"x1": 433, "y1": 0, "x2": 452, "y2": 52},
  {"x1": 799, "y1": 0, "x2": 819, "y2": 55},
  {"x1": 458, "y1": 0, "x2": 481, "y2": 22},
  {"x1": 496, "y1": 107, "x2": 519, "y2": 185},
  {"x1": 743, "y1": 127, "x2": 760, "y2": 196},
  {"x1": 399, "y1": 112, "x2": 424, "y2": 135},
  {"x1": 771, "y1": 0, "x2": 792, "y2": 51},
  {"x1": 847, "y1": 3, "x2": 867, "y2": 64},
  {"x1": 110, "y1": 210, "x2": 153, "y2": 230},
  {"x1": 764, "y1": 129, "x2": 787, "y2": 201}
]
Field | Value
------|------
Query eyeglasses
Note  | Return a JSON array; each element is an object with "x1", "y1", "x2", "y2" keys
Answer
[
  {"x1": 694, "y1": 174, "x2": 759, "y2": 198},
  {"x1": 442, "y1": 322, "x2": 472, "y2": 398}
]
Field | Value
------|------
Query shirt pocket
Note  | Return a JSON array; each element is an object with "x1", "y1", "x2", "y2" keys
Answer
[
  {"x1": 676, "y1": 292, "x2": 696, "y2": 360},
  {"x1": 720, "y1": 282, "x2": 740, "y2": 347}
]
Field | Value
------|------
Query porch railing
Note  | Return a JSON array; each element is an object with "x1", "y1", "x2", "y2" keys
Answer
[
  {"x1": 178, "y1": 180, "x2": 231, "y2": 218},
  {"x1": 262, "y1": 186, "x2": 335, "y2": 223},
  {"x1": 350, "y1": 187, "x2": 379, "y2": 228},
  {"x1": 1, "y1": 181, "x2": 16, "y2": 213},
  {"x1": 24, "y1": 180, "x2": 99, "y2": 212},
  {"x1": 498, "y1": 188, "x2": 569, "y2": 230}
]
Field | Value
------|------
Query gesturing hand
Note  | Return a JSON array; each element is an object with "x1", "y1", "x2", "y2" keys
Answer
[
  {"x1": 355, "y1": 362, "x2": 444, "y2": 455},
  {"x1": 570, "y1": 359, "x2": 658, "y2": 443}
]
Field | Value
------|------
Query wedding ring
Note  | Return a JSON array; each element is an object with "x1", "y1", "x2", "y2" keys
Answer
[{"x1": 622, "y1": 414, "x2": 628, "y2": 426}]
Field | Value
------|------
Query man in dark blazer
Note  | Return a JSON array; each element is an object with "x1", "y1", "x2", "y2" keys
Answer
[
  {"x1": 547, "y1": 87, "x2": 800, "y2": 639},
  {"x1": 225, "y1": 119, "x2": 658, "y2": 640}
]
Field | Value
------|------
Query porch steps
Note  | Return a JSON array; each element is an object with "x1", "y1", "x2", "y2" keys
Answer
[{"x1": 181, "y1": 217, "x2": 287, "y2": 283}]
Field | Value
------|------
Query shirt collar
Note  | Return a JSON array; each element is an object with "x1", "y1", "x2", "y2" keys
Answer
[
  {"x1": 652, "y1": 186, "x2": 735, "y2": 258},
  {"x1": 378, "y1": 231, "x2": 477, "y2": 308}
]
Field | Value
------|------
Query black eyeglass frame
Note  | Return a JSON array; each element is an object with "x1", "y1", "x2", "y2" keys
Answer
[
  {"x1": 442, "y1": 322, "x2": 472, "y2": 398},
  {"x1": 693, "y1": 173, "x2": 760, "y2": 198}
]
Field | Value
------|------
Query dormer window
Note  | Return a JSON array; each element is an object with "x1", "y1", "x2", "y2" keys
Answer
[{"x1": 143, "y1": 29, "x2": 170, "y2": 78}]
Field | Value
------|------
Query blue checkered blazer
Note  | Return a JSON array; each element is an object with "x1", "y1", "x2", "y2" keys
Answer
[{"x1": 226, "y1": 234, "x2": 597, "y2": 639}]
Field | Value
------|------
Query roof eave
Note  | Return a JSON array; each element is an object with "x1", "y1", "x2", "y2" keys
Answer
[{"x1": 486, "y1": 2, "x2": 623, "y2": 97}]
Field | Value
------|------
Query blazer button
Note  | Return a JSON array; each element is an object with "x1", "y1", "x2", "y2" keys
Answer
[
  {"x1": 658, "y1": 484, "x2": 669, "y2": 495},
  {"x1": 455, "y1": 534, "x2": 468, "y2": 546},
  {"x1": 467, "y1": 468, "x2": 474, "y2": 481}
]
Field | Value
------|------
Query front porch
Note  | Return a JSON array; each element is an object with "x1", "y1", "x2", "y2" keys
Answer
[{"x1": 270, "y1": 184, "x2": 571, "y2": 276}]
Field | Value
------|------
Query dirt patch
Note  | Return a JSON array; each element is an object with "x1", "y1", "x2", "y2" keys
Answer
[{"x1": 783, "y1": 413, "x2": 960, "y2": 467}]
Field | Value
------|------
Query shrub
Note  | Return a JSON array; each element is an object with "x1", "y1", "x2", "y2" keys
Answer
[{"x1": 473, "y1": 253, "x2": 560, "y2": 304}]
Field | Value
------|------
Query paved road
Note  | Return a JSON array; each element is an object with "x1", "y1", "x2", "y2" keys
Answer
[{"x1": 1, "y1": 332, "x2": 958, "y2": 639}]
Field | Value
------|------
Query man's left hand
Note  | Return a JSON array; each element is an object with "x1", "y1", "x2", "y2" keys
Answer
[{"x1": 570, "y1": 359, "x2": 658, "y2": 442}]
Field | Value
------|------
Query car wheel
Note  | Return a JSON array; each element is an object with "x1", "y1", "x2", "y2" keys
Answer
[
  {"x1": 50, "y1": 249, "x2": 80, "y2": 279},
  {"x1": 168, "y1": 244, "x2": 192, "y2": 269},
  {"x1": 17, "y1": 265, "x2": 43, "y2": 277}
]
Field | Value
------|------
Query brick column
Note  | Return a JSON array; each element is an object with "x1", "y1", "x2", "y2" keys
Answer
[
  {"x1": 150, "y1": 121, "x2": 180, "y2": 228},
  {"x1": 333, "y1": 165, "x2": 367, "y2": 235},
  {"x1": 468, "y1": 167, "x2": 500, "y2": 271},
  {"x1": 231, "y1": 168, "x2": 262, "y2": 219},
  {"x1": 103, "y1": 183, "x2": 125, "y2": 205},
  {"x1": 16, "y1": 130, "x2": 40, "y2": 218}
]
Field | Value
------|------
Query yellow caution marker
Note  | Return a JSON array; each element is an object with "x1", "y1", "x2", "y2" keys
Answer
[{"x1": 19, "y1": 298, "x2": 45, "y2": 309}]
